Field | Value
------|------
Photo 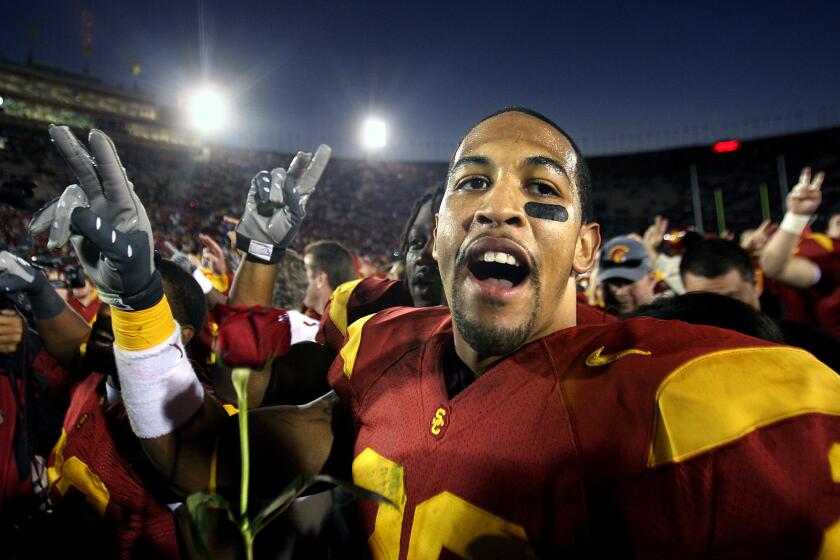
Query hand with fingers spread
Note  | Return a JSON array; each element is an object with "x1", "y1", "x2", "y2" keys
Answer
[
  {"x1": 0, "y1": 250, "x2": 66, "y2": 319},
  {"x1": 642, "y1": 215, "x2": 668, "y2": 261},
  {"x1": 199, "y1": 233, "x2": 227, "y2": 276},
  {"x1": 235, "y1": 145, "x2": 331, "y2": 263},
  {"x1": 29, "y1": 126, "x2": 160, "y2": 311},
  {"x1": 787, "y1": 167, "x2": 824, "y2": 217}
]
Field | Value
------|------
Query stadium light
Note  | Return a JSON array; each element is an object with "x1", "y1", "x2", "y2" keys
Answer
[
  {"x1": 362, "y1": 118, "x2": 387, "y2": 150},
  {"x1": 712, "y1": 140, "x2": 741, "y2": 153},
  {"x1": 186, "y1": 87, "x2": 229, "y2": 133},
  {"x1": 0, "y1": 95, "x2": 4, "y2": 107}
]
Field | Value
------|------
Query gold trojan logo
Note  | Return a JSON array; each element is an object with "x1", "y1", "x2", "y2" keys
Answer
[
  {"x1": 607, "y1": 245, "x2": 630, "y2": 263},
  {"x1": 430, "y1": 407, "x2": 447, "y2": 436}
]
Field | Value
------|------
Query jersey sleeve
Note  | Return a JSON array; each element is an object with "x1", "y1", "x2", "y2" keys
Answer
[
  {"x1": 327, "y1": 306, "x2": 445, "y2": 410},
  {"x1": 604, "y1": 345, "x2": 840, "y2": 556},
  {"x1": 317, "y1": 277, "x2": 414, "y2": 352}
]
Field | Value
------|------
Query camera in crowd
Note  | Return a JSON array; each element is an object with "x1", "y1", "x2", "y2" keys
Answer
[{"x1": 30, "y1": 256, "x2": 86, "y2": 290}]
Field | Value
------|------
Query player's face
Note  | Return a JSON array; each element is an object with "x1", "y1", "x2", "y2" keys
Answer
[
  {"x1": 303, "y1": 254, "x2": 324, "y2": 313},
  {"x1": 405, "y1": 201, "x2": 444, "y2": 307},
  {"x1": 434, "y1": 112, "x2": 599, "y2": 361}
]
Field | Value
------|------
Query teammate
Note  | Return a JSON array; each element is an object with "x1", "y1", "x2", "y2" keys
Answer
[
  {"x1": 760, "y1": 167, "x2": 840, "y2": 337},
  {"x1": 33, "y1": 114, "x2": 840, "y2": 557},
  {"x1": 44, "y1": 258, "x2": 207, "y2": 559}
]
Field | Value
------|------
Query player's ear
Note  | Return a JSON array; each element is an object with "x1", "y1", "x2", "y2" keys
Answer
[
  {"x1": 432, "y1": 213, "x2": 439, "y2": 262},
  {"x1": 572, "y1": 222, "x2": 600, "y2": 274}
]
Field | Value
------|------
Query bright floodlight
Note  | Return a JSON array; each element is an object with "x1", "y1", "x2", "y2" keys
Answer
[
  {"x1": 187, "y1": 87, "x2": 229, "y2": 133},
  {"x1": 362, "y1": 118, "x2": 387, "y2": 149}
]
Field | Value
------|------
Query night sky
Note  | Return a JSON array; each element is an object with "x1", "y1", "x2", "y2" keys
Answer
[{"x1": 1, "y1": 0, "x2": 839, "y2": 161}]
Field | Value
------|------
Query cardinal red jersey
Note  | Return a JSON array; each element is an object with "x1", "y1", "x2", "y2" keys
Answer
[
  {"x1": 329, "y1": 307, "x2": 840, "y2": 557},
  {"x1": 318, "y1": 277, "x2": 614, "y2": 354},
  {"x1": 47, "y1": 372, "x2": 180, "y2": 559},
  {"x1": 769, "y1": 233, "x2": 840, "y2": 337},
  {"x1": 318, "y1": 277, "x2": 415, "y2": 352}
]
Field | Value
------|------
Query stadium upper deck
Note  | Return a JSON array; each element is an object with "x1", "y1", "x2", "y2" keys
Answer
[{"x1": 1, "y1": 59, "x2": 838, "y2": 259}]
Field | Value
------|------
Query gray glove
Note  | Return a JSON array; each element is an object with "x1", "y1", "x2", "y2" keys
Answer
[
  {"x1": 235, "y1": 145, "x2": 331, "y2": 263},
  {"x1": 29, "y1": 126, "x2": 161, "y2": 311},
  {"x1": 164, "y1": 241, "x2": 196, "y2": 274},
  {"x1": 0, "y1": 251, "x2": 65, "y2": 319}
]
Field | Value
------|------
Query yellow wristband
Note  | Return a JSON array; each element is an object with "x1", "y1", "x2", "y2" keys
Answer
[{"x1": 111, "y1": 296, "x2": 177, "y2": 351}]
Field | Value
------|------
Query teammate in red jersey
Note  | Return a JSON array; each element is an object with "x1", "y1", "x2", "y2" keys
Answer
[
  {"x1": 34, "y1": 114, "x2": 840, "y2": 557},
  {"x1": 760, "y1": 168, "x2": 840, "y2": 337},
  {"x1": 44, "y1": 258, "x2": 207, "y2": 559}
]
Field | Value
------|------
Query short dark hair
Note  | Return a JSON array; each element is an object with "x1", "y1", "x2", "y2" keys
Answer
[
  {"x1": 157, "y1": 258, "x2": 209, "y2": 333},
  {"x1": 273, "y1": 249, "x2": 308, "y2": 310},
  {"x1": 400, "y1": 182, "x2": 446, "y2": 259},
  {"x1": 303, "y1": 240, "x2": 356, "y2": 290},
  {"x1": 451, "y1": 106, "x2": 593, "y2": 223},
  {"x1": 680, "y1": 239, "x2": 755, "y2": 283},
  {"x1": 629, "y1": 292, "x2": 784, "y2": 343}
]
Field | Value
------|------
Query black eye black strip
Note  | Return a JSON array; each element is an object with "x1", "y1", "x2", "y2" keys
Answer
[{"x1": 524, "y1": 202, "x2": 569, "y2": 222}]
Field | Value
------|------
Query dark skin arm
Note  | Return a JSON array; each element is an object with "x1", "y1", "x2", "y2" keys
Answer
[
  {"x1": 142, "y1": 387, "x2": 340, "y2": 501},
  {"x1": 218, "y1": 257, "x2": 284, "y2": 406},
  {"x1": 34, "y1": 304, "x2": 91, "y2": 365}
]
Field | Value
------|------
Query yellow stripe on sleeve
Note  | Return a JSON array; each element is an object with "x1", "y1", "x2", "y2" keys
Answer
[
  {"x1": 328, "y1": 278, "x2": 364, "y2": 337},
  {"x1": 340, "y1": 314, "x2": 374, "y2": 379},
  {"x1": 649, "y1": 346, "x2": 840, "y2": 467},
  {"x1": 111, "y1": 296, "x2": 177, "y2": 351}
]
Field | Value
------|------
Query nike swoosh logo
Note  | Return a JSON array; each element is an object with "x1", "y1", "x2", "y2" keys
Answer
[{"x1": 585, "y1": 346, "x2": 651, "y2": 367}]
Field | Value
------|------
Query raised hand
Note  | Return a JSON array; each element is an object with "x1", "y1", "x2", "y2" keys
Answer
[
  {"x1": 235, "y1": 145, "x2": 331, "y2": 263},
  {"x1": 29, "y1": 126, "x2": 160, "y2": 311},
  {"x1": 199, "y1": 233, "x2": 228, "y2": 275},
  {"x1": 0, "y1": 250, "x2": 65, "y2": 319},
  {"x1": 642, "y1": 215, "x2": 668, "y2": 260},
  {"x1": 787, "y1": 167, "x2": 824, "y2": 216}
]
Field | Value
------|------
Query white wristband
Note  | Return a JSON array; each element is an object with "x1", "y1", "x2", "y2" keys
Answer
[
  {"x1": 192, "y1": 268, "x2": 214, "y2": 295},
  {"x1": 779, "y1": 212, "x2": 811, "y2": 235},
  {"x1": 114, "y1": 325, "x2": 205, "y2": 439}
]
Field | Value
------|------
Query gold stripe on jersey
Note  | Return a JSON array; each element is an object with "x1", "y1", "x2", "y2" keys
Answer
[
  {"x1": 340, "y1": 314, "x2": 375, "y2": 379},
  {"x1": 329, "y1": 278, "x2": 365, "y2": 338},
  {"x1": 649, "y1": 346, "x2": 840, "y2": 467},
  {"x1": 48, "y1": 429, "x2": 111, "y2": 516}
]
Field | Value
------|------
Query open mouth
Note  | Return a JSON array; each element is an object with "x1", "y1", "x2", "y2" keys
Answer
[{"x1": 465, "y1": 237, "x2": 530, "y2": 294}]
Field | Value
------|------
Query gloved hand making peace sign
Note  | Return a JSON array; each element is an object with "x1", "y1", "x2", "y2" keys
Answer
[
  {"x1": 29, "y1": 125, "x2": 160, "y2": 311},
  {"x1": 235, "y1": 145, "x2": 331, "y2": 263}
]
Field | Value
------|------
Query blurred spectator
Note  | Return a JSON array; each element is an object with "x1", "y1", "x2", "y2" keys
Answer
[
  {"x1": 682, "y1": 238, "x2": 840, "y2": 370},
  {"x1": 596, "y1": 236, "x2": 657, "y2": 314},
  {"x1": 302, "y1": 241, "x2": 357, "y2": 317}
]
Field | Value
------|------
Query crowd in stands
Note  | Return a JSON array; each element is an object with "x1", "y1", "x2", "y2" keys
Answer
[{"x1": 0, "y1": 109, "x2": 839, "y2": 558}]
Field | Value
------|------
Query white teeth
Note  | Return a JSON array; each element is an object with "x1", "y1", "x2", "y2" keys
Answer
[{"x1": 480, "y1": 251, "x2": 520, "y2": 266}]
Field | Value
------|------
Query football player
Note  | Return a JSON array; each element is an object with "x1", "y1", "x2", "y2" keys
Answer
[{"x1": 33, "y1": 114, "x2": 840, "y2": 557}]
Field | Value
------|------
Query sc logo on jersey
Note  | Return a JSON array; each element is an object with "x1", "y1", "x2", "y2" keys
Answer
[{"x1": 430, "y1": 406, "x2": 450, "y2": 438}]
